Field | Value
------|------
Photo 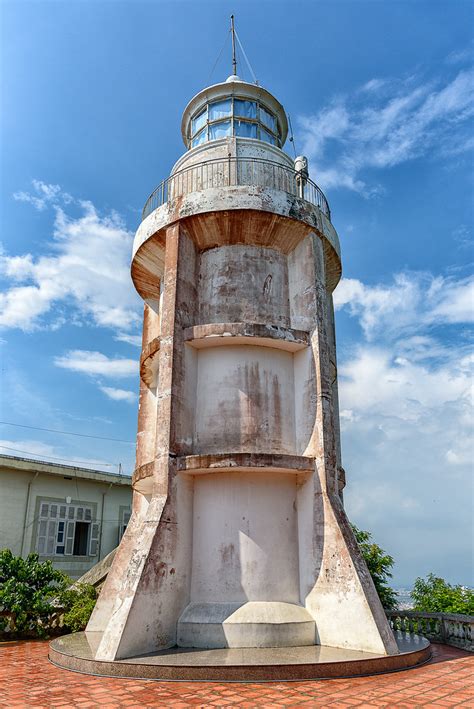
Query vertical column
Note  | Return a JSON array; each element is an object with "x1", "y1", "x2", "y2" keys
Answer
[
  {"x1": 91, "y1": 224, "x2": 196, "y2": 660},
  {"x1": 291, "y1": 231, "x2": 398, "y2": 655},
  {"x1": 135, "y1": 302, "x2": 160, "y2": 478}
]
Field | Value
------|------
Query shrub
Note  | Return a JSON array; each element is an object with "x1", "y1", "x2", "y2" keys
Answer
[
  {"x1": 60, "y1": 582, "x2": 97, "y2": 632},
  {"x1": 0, "y1": 549, "x2": 97, "y2": 637},
  {"x1": 0, "y1": 549, "x2": 68, "y2": 637}
]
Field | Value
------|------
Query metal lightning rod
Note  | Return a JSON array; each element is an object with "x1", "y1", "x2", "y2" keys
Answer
[{"x1": 231, "y1": 15, "x2": 237, "y2": 75}]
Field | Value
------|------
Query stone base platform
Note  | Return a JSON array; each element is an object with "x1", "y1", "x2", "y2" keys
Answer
[{"x1": 49, "y1": 631, "x2": 431, "y2": 682}]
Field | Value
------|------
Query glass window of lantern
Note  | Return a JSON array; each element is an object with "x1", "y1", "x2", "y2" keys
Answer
[
  {"x1": 234, "y1": 99, "x2": 257, "y2": 119},
  {"x1": 261, "y1": 127, "x2": 276, "y2": 145},
  {"x1": 208, "y1": 99, "x2": 231, "y2": 121},
  {"x1": 234, "y1": 120, "x2": 257, "y2": 138},
  {"x1": 192, "y1": 108, "x2": 207, "y2": 135},
  {"x1": 189, "y1": 96, "x2": 280, "y2": 148},
  {"x1": 191, "y1": 127, "x2": 207, "y2": 148},
  {"x1": 260, "y1": 105, "x2": 277, "y2": 133},
  {"x1": 209, "y1": 120, "x2": 232, "y2": 140}
]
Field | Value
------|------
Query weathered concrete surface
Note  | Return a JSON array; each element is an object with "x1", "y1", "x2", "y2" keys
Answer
[
  {"x1": 75, "y1": 548, "x2": 116, "y2": 588},
  {"x1": 89, "y1": 84, "x2": 398, "y2": 660},
  {"x1": 89, "y1": 225, "x2": 197, "y2": 659},
  {"x1": 171, "y1": 137, "x2": 294, "y2": 177},
  {"x1": 184, "y1": 321, "x2": 309, "y2": 352},
  {"x1": 178, "y1": 601, "x2": 316, "y2": 649},
  {"x1": 177, "y1": 452, "x2": 314, "y2": 475},
  {"x1": 131, "y1": 189, "x2": 341, "y2": 301}
]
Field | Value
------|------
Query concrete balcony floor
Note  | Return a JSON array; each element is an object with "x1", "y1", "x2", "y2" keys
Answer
[{"x1": 0, "y1": 638, "x2": 472, "y2": 706}]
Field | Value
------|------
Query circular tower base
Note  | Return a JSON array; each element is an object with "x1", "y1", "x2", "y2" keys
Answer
[{"x1": 49, "y1": 631, "x2": 431, "y2": 682}]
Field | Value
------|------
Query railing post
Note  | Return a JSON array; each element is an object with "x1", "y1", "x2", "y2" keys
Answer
[
  {"x1": 441, "y1": 616, "x2": 448, "y2": 644},
  {"x1": 141, "y1": 157, "x2": 331, "y2": 222}
]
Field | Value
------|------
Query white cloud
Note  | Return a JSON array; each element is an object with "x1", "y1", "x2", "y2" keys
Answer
[
  {"x1": 360, "y1": 78, "x2": 387, "y2": 94},
  {"x1": 114, "y1": 333, "x2": 142, "y2": 347},
  {"x1": 54, "y1": 350, "x2": 137, "y2": 378},
  {"x1": 1, "y1": 183, "x2": 142, "y2": 332},
  {"x1": 339, "y1": 346, "x2": 471, "y2": 421},
  {"x1": 335, "y1": 270, "x2": 474, "y2": 585},
  {"x1": 340, "y1": 343, "x2": 473, "y2": 585},
  {"x1": 13, "y1": 180, "x2": 71, "y2": 211},
  {"x1": 446, "y1": 45, "x2": 473, "y2": 66},
  {"x1": 334, "y1": 272, "x2": 474, "y2": 339},
  {"x1": 99, "y1": 386, "x2": 137, "y2": 403},
  {"x1": 298, "y1": 67, "x2": 474, "y2": 193}
]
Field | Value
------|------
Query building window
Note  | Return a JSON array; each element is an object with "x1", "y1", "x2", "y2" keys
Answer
[
  {"x1": 119, "y1": 508, "x2": 131, "y2": 543},
  {"x1": 37, "y1": 501, "x2": 100, "y2": 557},
  {"x1": 189, "y1": 97, "x2": 280, "y2": 148}
]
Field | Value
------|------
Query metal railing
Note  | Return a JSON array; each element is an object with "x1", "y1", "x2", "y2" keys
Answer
[
  {"x1": 142, "y1": 157, "x2": 330, "y2": 221},
  {"x1": 386, "y1": 610, "x2": 474, "y2": 652}
]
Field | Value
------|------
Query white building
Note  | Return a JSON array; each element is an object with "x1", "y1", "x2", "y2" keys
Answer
[{"x1": 0, "y1": 454, "x2": 132, "y2": 579}]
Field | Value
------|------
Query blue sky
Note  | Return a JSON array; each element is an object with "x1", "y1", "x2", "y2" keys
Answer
[{"x1": 1, "y1": 0, "x2": 473, "y2": 587}]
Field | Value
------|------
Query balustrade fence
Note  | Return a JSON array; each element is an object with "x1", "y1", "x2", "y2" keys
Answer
[
  {"x1": 386, "y1": 610, "x2": 473, "y2": 652},
  {"x1": 142, "y1": 157, "x2": 330, "y2": 221}
]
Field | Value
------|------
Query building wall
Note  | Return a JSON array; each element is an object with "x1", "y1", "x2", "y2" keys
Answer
[{"x1": 0, "y1": 460, "x2": 132, "y2": 579}]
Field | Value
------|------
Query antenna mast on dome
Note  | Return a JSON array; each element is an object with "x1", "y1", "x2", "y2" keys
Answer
[{"x1": 231, "y1": 15, "x2": 237, "y2": 76}]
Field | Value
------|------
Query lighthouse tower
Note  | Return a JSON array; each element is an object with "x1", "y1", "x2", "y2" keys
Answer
[{"x1": 87, "y1": 60, "x2": 398, "y2": 661}]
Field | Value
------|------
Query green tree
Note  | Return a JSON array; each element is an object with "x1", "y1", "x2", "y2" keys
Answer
[
  {"x1": 412, "y1": 573, "x2": 474, "y2": 615},
  {"x1": 351, "y1": 524, "x2": 398, "y2": 610}
]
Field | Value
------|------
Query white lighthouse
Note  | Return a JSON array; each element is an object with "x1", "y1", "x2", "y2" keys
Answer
[{"x1": 84, "y1": 49, "x2": 400, "y2": 663}]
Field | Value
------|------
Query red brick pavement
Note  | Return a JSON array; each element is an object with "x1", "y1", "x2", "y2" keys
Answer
[{"x1": 0, "y1": 640, "x2": 472, "y2": 708}]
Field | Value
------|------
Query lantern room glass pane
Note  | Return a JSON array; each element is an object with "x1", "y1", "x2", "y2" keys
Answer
[
  {"x1": 209, "y1": 120, "x2": 231, "y2": 140},
  {"x1": 191, "y1": 127, "x2": 207, "y2": 147},
  {"x1": 192, "y1": 108, "x2": 207, "y2": 135},
  {"x1": 260, "y1": 106, "x2": 277, "y2": 132},
  {"x1": 234, "y1": 120, "x2": 257, "y2": 138},
  {"x1": 234, "y1": 99, "x2": 257, "y2": 119},
  {"x1": 209, "y1": 99, "x2": 231, "y2": 121},
  {"x1": 261, "y1": 127, "x2": 276, "y2": 145}
]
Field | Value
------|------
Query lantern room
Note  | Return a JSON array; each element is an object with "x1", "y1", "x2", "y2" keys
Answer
[{"x1": 181, "y1": 75, "x2": 289, "y2": 150}]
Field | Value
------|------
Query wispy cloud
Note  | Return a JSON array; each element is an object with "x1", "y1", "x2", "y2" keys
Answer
[
  {"x1": 54, "y1": 350, "x2": 137, "y2": 378},
  {"x1": 13, "y1": 180, "x2": 73, "y2": 211},
  {"x1": 0, "y1": 438, "x2": 58, "y2": 459},
  {"x1": 298, "y1": 66, "x2": 474, "y2": 194},
  {"x1": 445, "y1": 44, "x2": 474, "y2": 66},
  {"x1": 99, "y1": 385, "x2": 137, "y2": 403},
  {"x1": 0, "y1": 438, "x2": 117, "y2": 471},
  {"x1": 1, "y1": 182, "x2": 142, "y2": 334},
  {"x1": 334, "y1": 272, "x2": 474, "y2": 339},
  {"x1": 114, "y1": 333, "x2": 142, "y2": 347}
]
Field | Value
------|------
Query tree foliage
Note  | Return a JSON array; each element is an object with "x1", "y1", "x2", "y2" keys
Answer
[
  {"x1": 0, "y1": 549, "x2": 97, "y2": 637},
  {"x1": 351, "y1": 524, "x2": 398, "y2": 610},
  {"x1": 412, "y1": 573, "x2": 474, "y2": 615}
]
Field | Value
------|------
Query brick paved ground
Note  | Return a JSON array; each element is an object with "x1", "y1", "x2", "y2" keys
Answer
[{"x1": 0, "y1": 640, "x2": 472, "y2": 708}]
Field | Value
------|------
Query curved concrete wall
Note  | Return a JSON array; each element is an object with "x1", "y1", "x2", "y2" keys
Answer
[
  {"x1": 190, "y1": 471, "x2": 300, "y2": 604},
  {"x1": 198, "y1": 245, "x2": 289, "y2": 327},
  {"x1": 194, "y1": 345, "x2": 296, "y2": 455},
  {"x1": 171, "y1": 137, "x2": 294, "y2": 176}
]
